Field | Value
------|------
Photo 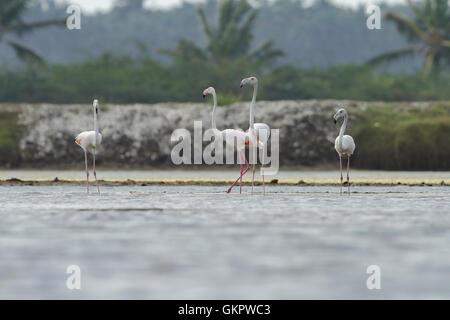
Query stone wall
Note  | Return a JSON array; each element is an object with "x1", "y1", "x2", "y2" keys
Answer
[{"x1": 1, "y1": 100, "x2": 368, "y2": 167}]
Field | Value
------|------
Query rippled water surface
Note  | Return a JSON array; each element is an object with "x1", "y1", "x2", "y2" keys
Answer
[{"x1": 1, "y1": 185, "x2": 449, "y2": 299}]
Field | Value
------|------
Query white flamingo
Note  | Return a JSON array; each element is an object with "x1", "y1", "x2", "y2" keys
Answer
[
  {"x1": 203, "y1": 87, "x2": 250, "y2": 194},
  {"x1": 75, "y1": 99, "x2": 102, "y2": 194},
  {"x1": 333, "y1": 108, "x2": 355, "y2": 195},
  {"x1": 240, "y1": 76, "x2": 270, "y2": 195}
]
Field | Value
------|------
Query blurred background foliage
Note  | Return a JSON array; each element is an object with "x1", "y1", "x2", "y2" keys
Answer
[
  {"x1": 368, "y1": 0, "x2": 450, "y2": 77},
  {"x1": 0, "y1": 0, "x2": 448, "y2": 104},
  {"x1": 0, "y1": 57, "x2": 448, "y2": 103},
  {"x1": 0, "y1": 0, "x2": 64, "y2": 63}
]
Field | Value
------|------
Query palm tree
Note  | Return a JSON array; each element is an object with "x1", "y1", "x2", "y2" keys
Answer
[
  {"x1": 0, "y1": 0, "x2": 65, "y2": 63},
  {"x1": 162, "y1": 0, "x2": 284, "y2": 70},
  {"x1": 367, "y1": 0, "x2": 450, "y2": 77}
]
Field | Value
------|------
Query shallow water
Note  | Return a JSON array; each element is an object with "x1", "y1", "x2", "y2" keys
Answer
[{"x1": 0, "y1": 185, "x2": 449, "y2": 299}]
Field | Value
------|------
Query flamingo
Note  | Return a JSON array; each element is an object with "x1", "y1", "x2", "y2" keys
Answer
[
  {"x1": 240, "y1": 77, "x2": 270, "y2": 195},
  {"x1": 333, "y1": 108, "x2": 356, "y2": 195},
  {"x1": 75, "y1": 99, "x2": 102, "y2": 194},
  {"x1": 203, "y1": 87, "x2": 250, "y2": 194}
]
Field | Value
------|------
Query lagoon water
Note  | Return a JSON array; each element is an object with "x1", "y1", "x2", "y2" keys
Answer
[{"x1": 0, "y1": 185, "x2": 449, "y2": 299}]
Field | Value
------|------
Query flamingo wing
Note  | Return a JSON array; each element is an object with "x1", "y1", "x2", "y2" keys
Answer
[{"x1": 75, "y1": 131, "x2": 102, "y2": 151}]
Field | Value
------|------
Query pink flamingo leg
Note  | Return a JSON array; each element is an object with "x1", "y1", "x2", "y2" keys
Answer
[
  {"x1": 238, "y1": 150, "x2": 243, "y2": 194},
  {"x1": 347, "y1": 155, "x2": 351, "y2": 195},
  {"x1": 227, "y1": 150, "x2": 250, "y2": 194},
  {"x1": 339, "y1": 155, "x2": 343, "y2": 195},
  {"x1": 85, "y1": 150, "x2": 89, "y2": 194}
]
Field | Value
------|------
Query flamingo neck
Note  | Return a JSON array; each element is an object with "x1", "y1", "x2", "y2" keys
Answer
[
  {"x1": 211, "y1": 91, "x2": 217, "y2": 130},
  {"x1": 338, "y1": 115, "x2": 347, "y2": 149},
  {"x1": 250, "y1": 83, "x2": 258, "y2": 129},
  {"x1": 93, "y1": 110, "x2": 99, "y2": 146}
]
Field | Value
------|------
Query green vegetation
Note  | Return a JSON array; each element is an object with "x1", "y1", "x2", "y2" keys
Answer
[
  {"x1": 162, "y1": 0, "x2": 283, "y2": 96},
  {"x1": 163, "y1": 0, "x2": 283, "y2": 67},
  {"x1": 0, "y1": 56, "x2": 448, "y2": 103},
  {"x1": 367, "y1": 0, "x2": 450, "y2": 77},
  {"x1": 351, "y1": 102, "x2": 450, "y2": 170},
  {"x1": 0, "y1": 111, "x2": 20, "y2": 166},
  {"x1": 260, "y1": 65, "x2": 450, "y2": 101}
]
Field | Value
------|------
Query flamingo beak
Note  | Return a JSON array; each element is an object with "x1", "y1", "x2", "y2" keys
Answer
[
  {"x1": 203, "y1": 94, "x2": 206, "y2": 99},
  {"x1": 333, "y1": 118, "x2": 337, "y2": 124}
]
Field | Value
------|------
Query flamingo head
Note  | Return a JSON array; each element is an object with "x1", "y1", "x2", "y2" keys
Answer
[
  {"x1": 202, "y1": 87, "x2": 215, "y2": 99},
  {"x1": 333, "y1": 108, "x2": 347, "y2": 124},
  {"x1": 240, "y1": 76, "x2": 258, "y2": 88},
  {"x1": 93, "y1": 99, "x2": 99, "y2": 114}
]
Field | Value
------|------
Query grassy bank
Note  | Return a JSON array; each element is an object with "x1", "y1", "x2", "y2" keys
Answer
[
  {"x1": 0, "y1": 111, "x2": 20, "y2": 166},
  {"x1": 350, "y1": 102, "x2": 450, "y2": 170}
]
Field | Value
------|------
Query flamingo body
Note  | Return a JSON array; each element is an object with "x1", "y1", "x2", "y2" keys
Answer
[
  {"x1": 254, "y1": 123, "x2": 270, "y2": 138},
  {"x1": 334, "y1": 135, "x2": 355, "y2": 156},
  {"x1": 75, "y1": 131, "x2": 102, "y2": 152},
  {"x1": 222, "y1": 129, "x2": 249, "y2": 148},
  {"x1": 253, "y1": 123, "x2": 270, "y2": 147}
]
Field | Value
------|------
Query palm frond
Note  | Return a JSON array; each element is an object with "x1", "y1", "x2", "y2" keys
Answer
[
  {"x1": 422, "y1": 52, "x2": 435, "y2": 77},
  {"x1": 6, "y1": 18, "x2": 66, "y2": 35},
  {"x1": 0, "y1": 0, "x2": 28, "y2": 27},
  {"x1": 425, "y1": 0, "x2": 449, "y2": 29},
  {"x1": 159, "y1": 39, "x2": 208, "y2": 62},
  {"x1": 366, "y1": 47, "x2": 417, "y2": 66},
  {"x1": 0, "y1": 1, "x2": 65, "y2": 64},
  {"x1": 375, "y1": 0, "x2": 450, "y2": 76},
  {"x1": 249, "y1": 41, "x2": 285, "y2": 66},
  {"x1": 406, "y1": 0, "x2": 433, "y2": 32},
  {"x1": 231, "y1": 10, "x2": 257, "y2": 56},
  {"x1": 230, "y1": 0, "x2": 251, "y2": 26},
  {"x1": 385, "y1": 11, "x2": 426, "y2": 41},
  {"x1": 215, "y1": 0, "x2": 256, "y2": 61},
  {"x1": 197, "y1": 7, "x2": 215, "y2": 42},
  {"x1": 162, "y1": 0, "x2": 282, "y2": 70},
  {"x1": 218, "y1": 0, "x2": 234, "y2": 38},
  {"x1": 7, "y1": 40, "x2": 44, "y2": 63}
]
